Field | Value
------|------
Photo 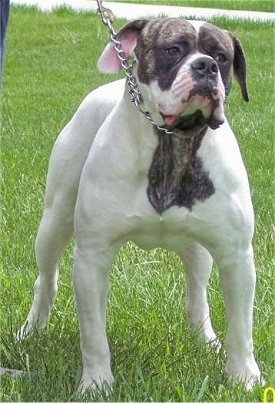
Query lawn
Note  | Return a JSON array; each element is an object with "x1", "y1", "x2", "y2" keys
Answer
[
  {"x1": 0, "y1": 5, "x2": 274, "y2": 402},
  {"x1": 111, "y1": 0, "x2": 275, "y2": 12}
]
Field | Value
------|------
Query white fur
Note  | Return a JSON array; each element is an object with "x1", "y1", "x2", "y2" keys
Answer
[{"x1": 19, "y1": 76, "x2": 262, "y2": 393}]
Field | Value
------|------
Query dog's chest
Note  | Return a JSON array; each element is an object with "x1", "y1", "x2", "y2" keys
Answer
[
  {"x1": 124, "y1": 130, "x2": 216, "y2": 250},
  {"x1": 146, "y1": 128, "x2": 215, "y2": 214},
  {"x1": 128, "y1": 209, "x2": 195, "y2": 251}
]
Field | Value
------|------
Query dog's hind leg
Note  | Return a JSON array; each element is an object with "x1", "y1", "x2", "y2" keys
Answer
[
  {"x1": 18, "y1": 119, "x2": 93, "y2": 337},
  {"x1": 19, "y1": 202, "x2": 74, "y2": 338},
  {"x1": 180, "y1": 242, "x2": 220, "y2": 347},
  {"x1": 18, "y1": 179, "x2": 76, "y2": 338},
  {"x1": 18, "y1": 119, "x2": 96, "y2": 338},
  {"x1": 18, "y1": 82, "x2": 123, "y2": 339}
]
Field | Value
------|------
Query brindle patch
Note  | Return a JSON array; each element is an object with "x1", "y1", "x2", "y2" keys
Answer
[
  {"x1": 197, "y1": 23, "x2": 234, "y2": 98},
  {"x1": 147, "y1": 126, "x2": 215, "y2": 213},
  {"x1": 135, "y1": 19, "x2": 197, "y2": 90}
]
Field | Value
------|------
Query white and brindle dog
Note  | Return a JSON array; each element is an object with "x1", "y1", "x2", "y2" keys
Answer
[{"x1": 19, "y1": 18, "x2": 263, "y2": 392}]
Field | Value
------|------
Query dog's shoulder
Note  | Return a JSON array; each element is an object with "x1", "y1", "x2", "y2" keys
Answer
[
  {"x1": 78, "y1": 79, "x2": 126, "y2": 114},
  {"x1": 200, "y1": 120, "x2": 251, "y2": 192}
]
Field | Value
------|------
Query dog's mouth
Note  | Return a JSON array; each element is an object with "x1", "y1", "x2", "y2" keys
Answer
[
  {"x1": 160, "y1": 110, "x2": 223, "y2": 134},
  {"x1": 159, "y1": 85, "x2": 225, "y2": 133}
]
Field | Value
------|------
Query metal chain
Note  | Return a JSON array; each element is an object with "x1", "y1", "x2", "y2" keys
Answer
[{"x1": 96, "y1": 0, "x2": 175, "y2": 135}]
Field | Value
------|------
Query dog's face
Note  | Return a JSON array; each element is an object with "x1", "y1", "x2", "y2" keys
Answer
[{"x1": 98, "y1": 18, "x2": 248, "y2": 131}]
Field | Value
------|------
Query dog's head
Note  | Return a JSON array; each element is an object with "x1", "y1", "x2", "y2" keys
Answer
[{"x1": 98, "y1": 18, "x2": 248, "y2": 131}]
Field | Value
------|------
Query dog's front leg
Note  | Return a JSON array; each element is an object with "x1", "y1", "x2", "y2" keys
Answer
[
  {"x1": 73, "y1": 242, "x2": 116, "y2": 393},
  {"x1": 217, "y1": 246, "x2": 262, "y2": 390}
]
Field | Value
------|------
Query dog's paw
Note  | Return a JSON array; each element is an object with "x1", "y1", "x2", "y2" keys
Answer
[
  {"x1": 16, "y1": 320, "x2": 39, "y2": 341},
  {"x1": 225, "y1": 361, "x2": 264, "y2": 391},
  {"x1": 207, "y1": 337, "x2": 222, "y2": 354},
  {"x1": 77, "y1": 371, "x2": 114, "y2": 397},
  {"x1": 244, "y1": 374, "x2": 265, "y2": 392},
  {"x1": 199, "y1": 327, "x2": 222, "y2": 354},
  {"x1": 16, "y1": 322, "x2": 31, "y2": 341}
]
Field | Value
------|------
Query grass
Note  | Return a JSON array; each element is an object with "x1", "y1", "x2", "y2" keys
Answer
[
  {"x1": 1, "y1": 5, "x2": 274, "y2": 402},
  {"x1": 111, "y1": 0, "x2": 275, "y2": 12}
]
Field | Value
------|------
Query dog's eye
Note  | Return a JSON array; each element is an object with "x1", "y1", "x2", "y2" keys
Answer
[
  {"x1": 165, "y1": 46, "x2": 181, "y2": 56},
  {"x1": 215, "y1": 53, "x2": 227, "y2": 63}
]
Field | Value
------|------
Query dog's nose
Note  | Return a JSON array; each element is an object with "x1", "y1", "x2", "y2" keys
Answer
[{"x1": 191, "y1": 57, "x2": 218, "y2": 79}]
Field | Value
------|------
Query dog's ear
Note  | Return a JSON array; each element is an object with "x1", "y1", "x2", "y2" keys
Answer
[
  {"x1": 97, "y1": 19, "x2": 148, "y2": 74},
  {"x1": 230, "y1": 34, "x2": 249, "y2": 102}
]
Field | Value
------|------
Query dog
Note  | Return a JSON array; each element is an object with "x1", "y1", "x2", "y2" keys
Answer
[{"x1": 19, "y1": 18, "x2": 263, "y2": 393}]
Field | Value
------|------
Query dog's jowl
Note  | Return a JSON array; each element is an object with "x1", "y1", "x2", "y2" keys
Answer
[{"x1": 19, "y1": 18, "x2": 262, "y2": 393}]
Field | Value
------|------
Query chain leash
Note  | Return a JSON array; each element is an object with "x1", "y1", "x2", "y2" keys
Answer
[{"x1": 96, "y1": 0, "x2": 175, "y2": 135}]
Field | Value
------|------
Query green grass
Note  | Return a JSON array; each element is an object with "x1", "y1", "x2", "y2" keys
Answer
[
  {"x1": 1, "y1": 5, "x2": 274, "y2": 402},
  {"x1": 111, "y1": 0, "x2": 275, "y2": 12}
]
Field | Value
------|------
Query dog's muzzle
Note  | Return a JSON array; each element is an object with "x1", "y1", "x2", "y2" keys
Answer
[
  {"x1": 188, "y1": 57, "x2": 224, "y2": 130},
  {"x1": 160, "y1": 56, "x2": 225, "y2": 133}
]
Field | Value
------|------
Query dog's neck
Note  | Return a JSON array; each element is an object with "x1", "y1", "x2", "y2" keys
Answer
[{"x1": 147, "y1": 126, "x2": 215, "y2": 214}]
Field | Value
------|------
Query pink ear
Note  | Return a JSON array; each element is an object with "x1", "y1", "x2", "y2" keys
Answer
[{"x1": 97, "y1": 34, "x2": 138, "y2": 74}]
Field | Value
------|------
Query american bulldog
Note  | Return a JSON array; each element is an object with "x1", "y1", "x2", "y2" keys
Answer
[{"x1": 19, "y1": 18, "x2": 262, "y2": 393}]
